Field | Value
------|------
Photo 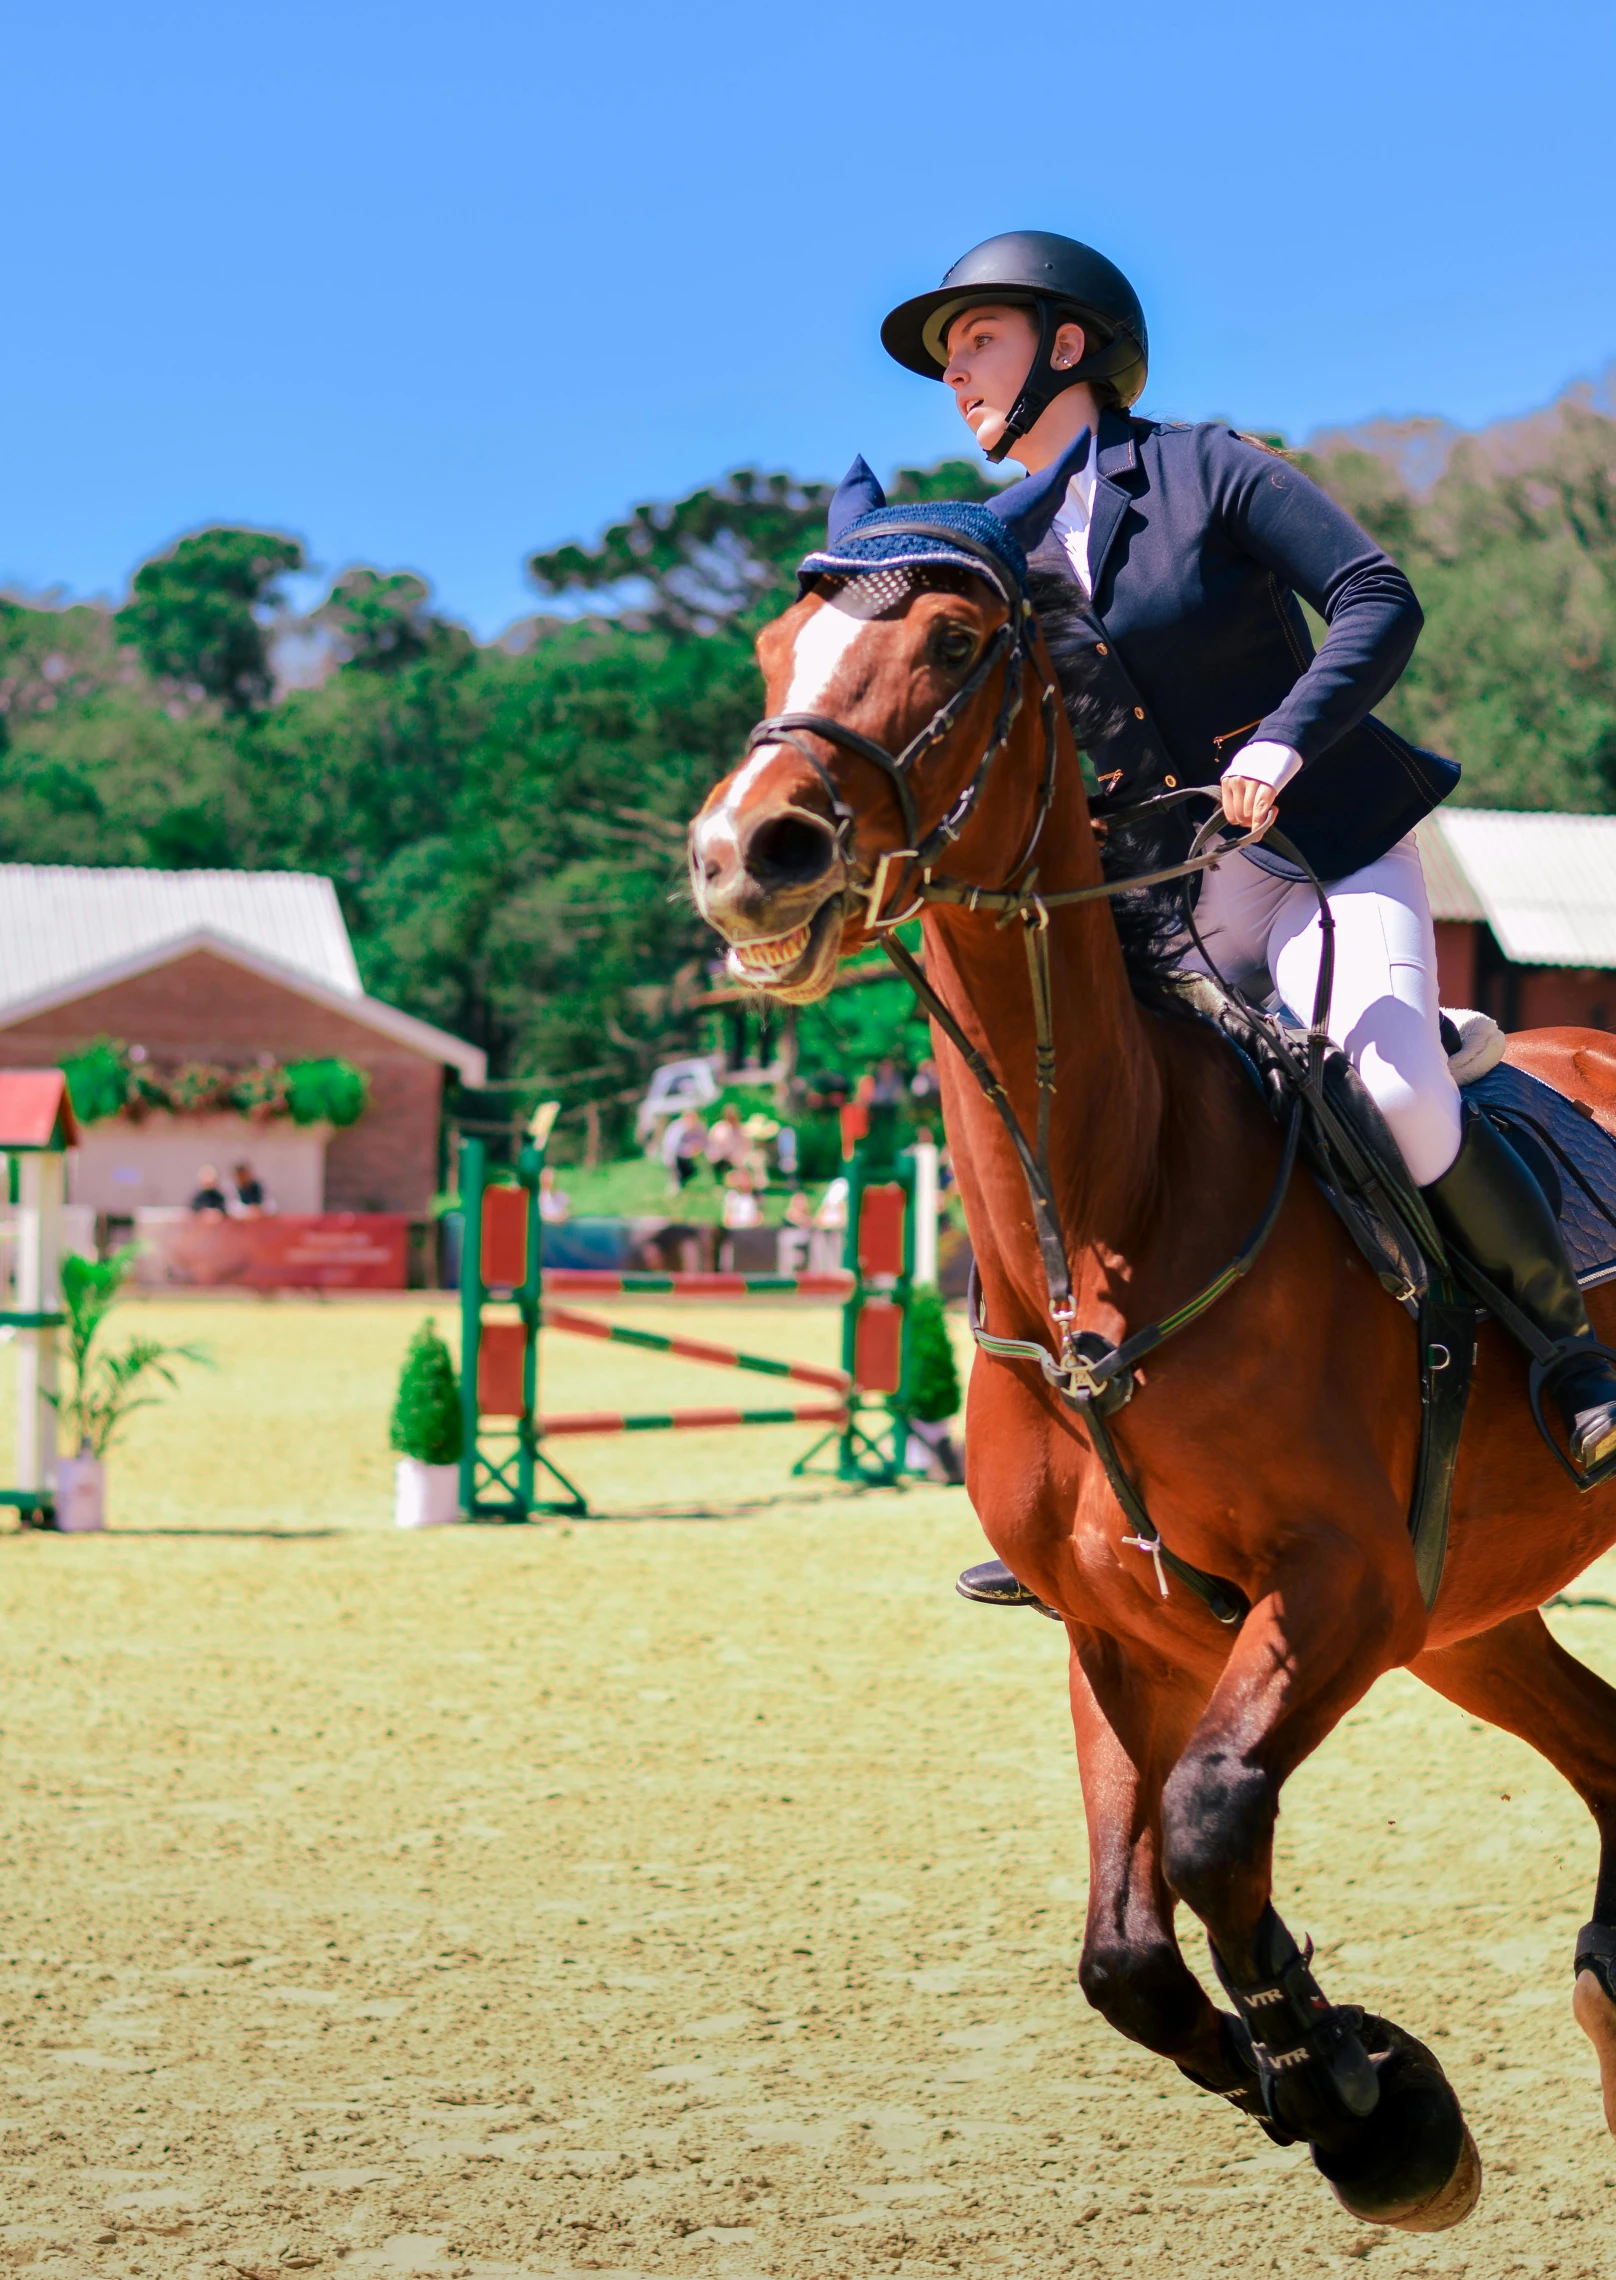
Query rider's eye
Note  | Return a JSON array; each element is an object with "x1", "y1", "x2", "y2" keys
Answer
[{"x1": 931, "y1": 622, "x2": 978, "y2": 672}]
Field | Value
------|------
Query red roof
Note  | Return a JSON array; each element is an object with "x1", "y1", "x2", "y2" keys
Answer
[{"x1": 0, "y1": 1070, "x2": 79, "y2": 1149}]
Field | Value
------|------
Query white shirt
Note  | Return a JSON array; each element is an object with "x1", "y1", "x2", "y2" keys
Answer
[{"x1": 1052, "y1": 459, "x2": 1303, "y2": 795}]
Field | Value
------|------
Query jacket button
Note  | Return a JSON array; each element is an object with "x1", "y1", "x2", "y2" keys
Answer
[
  {"x1": 1133, "y1": 706, "x2": 1145, "y2": 720},
  {"x1": 1164, "y1": 775, "x2": 1178, "y2": 788},
  {"x1": 1095, "y1": 642, "x2": 1108, "y2": 656}
]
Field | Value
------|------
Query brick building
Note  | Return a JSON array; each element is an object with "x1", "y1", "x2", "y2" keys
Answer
[
  {"x1": 1417, "y1": 810, "x2": 1616, "y2": 1033},
  {"x1": 0, "y1": 865, "x2": 484, "y2": 1214}
]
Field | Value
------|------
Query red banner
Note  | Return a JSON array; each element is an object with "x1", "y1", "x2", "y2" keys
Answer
[{"x1": 135, "y1": 1213, "x2": 410, "y2": 1290}]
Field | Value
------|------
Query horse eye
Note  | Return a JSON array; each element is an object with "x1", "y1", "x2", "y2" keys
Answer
[{"x1": 931, "y1": 623, "x2": 977, "y2": 671}]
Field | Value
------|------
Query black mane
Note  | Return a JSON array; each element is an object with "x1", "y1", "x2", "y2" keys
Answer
[{"x1": 1025, "y1": 569, "x2": 1186, "y2": 1001}]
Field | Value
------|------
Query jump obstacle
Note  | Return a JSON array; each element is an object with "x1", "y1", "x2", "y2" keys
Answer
[{"x1": 456, "y1": 1102, "x2": 934, "y2": 1518}]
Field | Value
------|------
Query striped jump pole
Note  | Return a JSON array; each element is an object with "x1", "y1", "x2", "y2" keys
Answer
[
  {"x1": 541, "y1": 1268, "x2": 853, "y2": 1299},
  {"x1": 540, "y1": 1401, "x2": 848, "y2": 1438},
  {"x1": 541, "y1": 1303, "x2": 851, "y2": 1395}
]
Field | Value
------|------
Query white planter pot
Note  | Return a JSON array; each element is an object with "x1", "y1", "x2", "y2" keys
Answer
[
  {"x1": 394, "y1": 1457, "x2": 461, "y2": 1529},
  {"x1": 55, "y1": 1455, "x2": 106, "y2": 1533}
]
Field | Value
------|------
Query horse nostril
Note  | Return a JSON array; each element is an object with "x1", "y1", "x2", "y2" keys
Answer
[
  {"x1": 703, "y1": 854, "x2": 722, "y2": 883},
  {"x1": 744, "y1": 811, "x2": 835, "y2": 889}
]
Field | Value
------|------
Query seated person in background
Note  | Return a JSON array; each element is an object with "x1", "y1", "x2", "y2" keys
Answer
[
  {"x1": 231, "y1": 1161, "x2": 266, "y2": 1216},
  {"x1": 662, "y1": 1106, "x2": 709, "y2": 1191},
  {"x1": 776, "y1": 1187, "x2": 814, "y2": 1273},
  {"x1": 707, "y1": 1103, "x2": 746, "y2": 1181},
  {"x1": 190, "y1": 1165, "x2": 229, "y2": 1217},
  {"x1": 721, "y1": 1167, "x2": 762, "y2": 1231},
  {"x1": 537, "y1": 1166, "x2": 572, "y2": 1223}
]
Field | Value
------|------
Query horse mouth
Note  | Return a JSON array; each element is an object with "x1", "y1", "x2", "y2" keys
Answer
[{"x1": 723, "y1": 893, "x2": 845, "y2": 1002}]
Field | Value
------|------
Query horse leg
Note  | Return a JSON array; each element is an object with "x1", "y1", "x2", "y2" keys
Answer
[
  {"x1": 1158, "y1": 1536, "x2": 1481, "y2": 2231},
  {"x1": 1068, "y1": 1628, "x2": 1284, "y2": 2131},
  {"x1": 1414, "y1": 1608, "x2": 1616, "y2": 2133}
]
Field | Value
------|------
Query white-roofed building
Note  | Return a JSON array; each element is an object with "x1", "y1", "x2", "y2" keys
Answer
[
  {"x1": 0, "y1": 863, "x2": 485, "y2": 1219},
  {"x1": 1416, "y1": 810, "x2": 1616, "y2": 1032}
]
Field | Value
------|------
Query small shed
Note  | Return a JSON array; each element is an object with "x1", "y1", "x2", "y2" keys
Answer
[{"x1": 0, "y1": 864, "x2": 485, "y2": 1213}]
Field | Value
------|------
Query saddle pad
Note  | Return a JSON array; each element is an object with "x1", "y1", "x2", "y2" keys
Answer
[{"x1": 1462, "y1": 1061, "x2": 1616, "y2": 1291}]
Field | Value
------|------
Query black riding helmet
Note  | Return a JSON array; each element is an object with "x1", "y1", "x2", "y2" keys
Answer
[{"x1": 881, "y1": 230, "x2": 1148, "y2": 463}]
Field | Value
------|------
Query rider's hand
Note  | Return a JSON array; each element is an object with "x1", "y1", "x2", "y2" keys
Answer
[{"x1": 1220, "y1": 772, "x2": 1279, "y2": 836}]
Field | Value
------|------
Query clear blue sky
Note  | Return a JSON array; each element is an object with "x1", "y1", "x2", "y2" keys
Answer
[{"x1": 5, "y1": 0, "x2": 1613, "y2": 636}]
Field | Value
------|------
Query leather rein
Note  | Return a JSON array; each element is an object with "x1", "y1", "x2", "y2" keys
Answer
[{"x1": 744, "y1": 534, "x2": 1339, "y2": 1625}]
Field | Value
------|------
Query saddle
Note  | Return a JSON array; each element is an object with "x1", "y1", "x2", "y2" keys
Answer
[{"x1": 1180, "y1": 973, "x2": 1616, "y2": 1605}]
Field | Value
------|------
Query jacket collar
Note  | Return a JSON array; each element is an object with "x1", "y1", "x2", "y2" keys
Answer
[{"x1": 1087, "y1": 407, "x2": 1143, "y2": 595}]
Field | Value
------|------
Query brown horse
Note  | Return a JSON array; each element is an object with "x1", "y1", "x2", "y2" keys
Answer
[{"x1": 687, "y1": 490, "x2": 1616, "y2": 2232}]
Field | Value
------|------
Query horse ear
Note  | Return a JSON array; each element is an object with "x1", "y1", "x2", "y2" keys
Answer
[
  {"x1": 985, "y1": 428, "x2": 1093, "y2": 553},
  {"x1": 826, "y1": 455, "x2": 887, "y2": 542}
]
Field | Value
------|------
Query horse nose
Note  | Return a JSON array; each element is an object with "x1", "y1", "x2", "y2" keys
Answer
[{"x1": 741, "y1": 808, "x2": 838, "y2": 893}]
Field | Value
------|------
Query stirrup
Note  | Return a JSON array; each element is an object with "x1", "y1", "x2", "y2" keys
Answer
[
  {"x1": 1529, "y1": 1343, "x2": 1616, "y2": 1492},
  {"x1": 955, "y1": 1558, "x2": 1063, "y2": 1620}
]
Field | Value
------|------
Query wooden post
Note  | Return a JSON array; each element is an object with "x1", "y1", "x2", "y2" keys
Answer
[{"x1": 911, "y1": 1135, "x2": 940, "y2": 1288}]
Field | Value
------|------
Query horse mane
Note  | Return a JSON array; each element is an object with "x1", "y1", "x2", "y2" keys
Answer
[{"x1": 1025, "y1": 569, "x2": 1186, "y2": 1004}]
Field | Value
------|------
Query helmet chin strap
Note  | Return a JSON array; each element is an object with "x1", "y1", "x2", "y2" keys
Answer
[{"x1": 984, "y1": 300, "x2": 1139, "y2": 465}]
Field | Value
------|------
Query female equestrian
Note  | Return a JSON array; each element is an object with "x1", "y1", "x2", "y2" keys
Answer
[{"x1": 880, "y1": 229, "x2": 1616, "y2": 1477}]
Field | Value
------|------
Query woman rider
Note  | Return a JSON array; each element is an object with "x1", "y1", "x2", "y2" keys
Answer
[{"x1": 879, "y1": 230, "x2": 1616, "y2": 1482}]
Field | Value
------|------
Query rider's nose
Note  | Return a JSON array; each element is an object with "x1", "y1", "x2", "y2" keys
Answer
[{"x1": 742, "y1": 809, "x2": 838, "y2": 892}]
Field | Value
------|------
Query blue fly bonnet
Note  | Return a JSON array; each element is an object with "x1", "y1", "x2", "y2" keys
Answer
[{"x1": 796, "y1": 430, "x2": 1093, "y2": 598}]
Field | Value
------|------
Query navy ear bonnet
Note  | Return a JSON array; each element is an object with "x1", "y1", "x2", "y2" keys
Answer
[{"x1": 797, "y1": 432, "x2": 1091, "y2": 598}]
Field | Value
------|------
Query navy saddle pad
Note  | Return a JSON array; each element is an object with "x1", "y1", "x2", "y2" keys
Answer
[{"x1": 1462, "y1": 1061, "x2": 1616, "y2": 1290}]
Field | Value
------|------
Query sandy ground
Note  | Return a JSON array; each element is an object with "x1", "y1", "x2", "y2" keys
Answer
[{"x1": 2, "y1": 1297, "x2": 1616, "y2": 2279}]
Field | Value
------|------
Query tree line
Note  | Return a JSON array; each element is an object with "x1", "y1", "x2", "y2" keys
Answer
[{"x1": 0, "y1": 396, "x2": 1611, "y2": 1102}]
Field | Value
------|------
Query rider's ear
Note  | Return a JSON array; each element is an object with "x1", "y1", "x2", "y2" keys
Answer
[
  {"x1": 986, "y1": 428, "x2": 1094, "y2": 552},
  {"x1": 826, "y1": 455, "x2": 887, "y2": 542}
]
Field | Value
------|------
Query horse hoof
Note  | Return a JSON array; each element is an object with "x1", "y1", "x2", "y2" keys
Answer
[
  {"x1": 1573, "y1": 1966, "x2": 1616, "y2": 2134},
  {"x1": 1313, "y1": 2015, "x2": 1482, "y2": 2233}
]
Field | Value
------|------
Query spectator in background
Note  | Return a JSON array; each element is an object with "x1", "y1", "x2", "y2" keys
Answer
[
  {"x1": 538, "y1": 1166, "x2": 572, "y2": 1223},
  {"x1": 871, "y1": 1056, "x2": 906, "y2": 1106},
  {"x1": 775, "y1": 1121, "x2": 799, "y2": 1181},
  {"x1": 189, "y1": 1165, "x2": 229, "y2": 1217},
  {"x1": 811, "y1": 1176, "x2": 849, "y2": 1273},
  {"x1": 662, "y1": 1106, "x2": 709, "y2": 1191},
  {"x1": 707, "y1": 1103, "x2": 745, "y2": 1181},
  {"x1": 911, "y1": 1057, "x2": 941, "y2": 1112},
  {"x1": 742, "y1": 1113, "x2": 779, "y2": 1189},
  {"x1": 718, "y1": 1165, "x2": 763, "y2": 1270},
  {"x1": 777, "y1": 1188, "x2": 814, "y2": 1275},
  {"x1": 231, "y1": 1161, "x2": 266, "y2": 1216}
]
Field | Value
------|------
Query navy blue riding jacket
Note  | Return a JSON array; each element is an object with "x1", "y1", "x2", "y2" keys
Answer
[{"x1": 1028, "y1": 409, "x2": 1459, "y2": 881}]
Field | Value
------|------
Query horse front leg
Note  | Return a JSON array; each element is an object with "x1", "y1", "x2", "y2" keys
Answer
[
  {"x1": 1158, "y1": 1525, "x2": 1481, "y2": 2232},
  {"x1": 1414, "y1": 1607, "x2": 1616, "y2": 2135},
  {"x1": 1068, "y1": 1626, "x2": 1283, "y2": 2126}
]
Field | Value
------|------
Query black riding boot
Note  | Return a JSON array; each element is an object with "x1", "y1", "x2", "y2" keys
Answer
[{"x1": 1422, "y1": 1108, "x2": 1616, "y2": 1478}]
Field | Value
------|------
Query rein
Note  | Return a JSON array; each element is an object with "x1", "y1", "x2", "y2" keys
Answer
[{"x1": 743, "y1": 558, "x2": 1340, "y2": 1626}]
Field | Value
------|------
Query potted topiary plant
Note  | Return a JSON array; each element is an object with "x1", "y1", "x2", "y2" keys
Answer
[
  {"x1": 905, "y1": 1283, "x2": 965, "y2": 1484},
  {"x1": 390, "y1": 1321, "x2": 463, "y2": 1527},
  {"x1": 49, "y1": 1246, "x2": 210, "y2": 1531}
]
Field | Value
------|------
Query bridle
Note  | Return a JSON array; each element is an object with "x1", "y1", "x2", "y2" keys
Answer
[{"x1": 739, "y1": 528, "x2": 1338, "y2": 1626}]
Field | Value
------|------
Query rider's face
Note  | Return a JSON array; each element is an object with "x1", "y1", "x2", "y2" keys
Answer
[{"x1": 942, "y1": 304, "x2": 1087, "y2": 459}]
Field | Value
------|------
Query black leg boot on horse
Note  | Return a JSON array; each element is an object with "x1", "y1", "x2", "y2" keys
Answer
[{"x1": 1423, "y1": 1108, "x2": 1616, "y2": 1481}]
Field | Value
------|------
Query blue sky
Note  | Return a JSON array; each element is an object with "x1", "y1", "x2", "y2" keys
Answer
[{"x1": 5, "y1": 0, "x2": 1613, "y2": 636}]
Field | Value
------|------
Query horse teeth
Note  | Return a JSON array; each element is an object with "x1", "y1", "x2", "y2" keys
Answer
[{"x1": 728, "y1": 922, "x2": 810, "y2": 978}]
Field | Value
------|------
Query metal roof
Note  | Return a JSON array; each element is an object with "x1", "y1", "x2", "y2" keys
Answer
[
  {"x1": 1424, "y1": 810, "x2": 1616, "y2": 969},
  {"x1": 0, "y1": 864, "x2": 363, "y2": 1007},
  {"x1": 0, "y1": 864, "x2": 487, "y2": 1081}
]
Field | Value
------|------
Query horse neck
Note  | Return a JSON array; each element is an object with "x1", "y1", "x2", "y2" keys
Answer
[{"x1": 920, "y1": 738, "x2": 1163, "y2": 1334}]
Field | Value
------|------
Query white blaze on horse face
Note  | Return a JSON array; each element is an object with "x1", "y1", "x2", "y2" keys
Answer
[{"x1": 691, "y1": 596, "x2": 870, "y2": 902}]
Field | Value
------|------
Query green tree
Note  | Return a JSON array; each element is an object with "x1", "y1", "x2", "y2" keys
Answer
[
  {"x1": 315, "y1": 567, "x2": 472, "y2": 674},
  {"x1": 528, "y1": 460, "x2": 1000, "y2": 634},
  {"x1": 116, "y1": 527, "x2": 304, "y2": 713},
  {"x1": 389, "y1": 1321, "x2": 462, "y2": 1465}
]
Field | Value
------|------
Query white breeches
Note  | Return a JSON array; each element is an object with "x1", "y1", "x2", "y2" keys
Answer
[{"x1": 1181, "y1": 832, "x2": 1464, "y2": 1188}]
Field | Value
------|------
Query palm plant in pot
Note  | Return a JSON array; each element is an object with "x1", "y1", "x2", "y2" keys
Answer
[
  {"x1": 390, "y1": 1321, "x2": 463, "y2": 1527},
  {"x1": 48, "y1": 1247, "x2": 210, "y2": 1531}
]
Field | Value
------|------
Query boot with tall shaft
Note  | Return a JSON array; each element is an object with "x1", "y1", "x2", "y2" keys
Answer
[{"x1": 1423, "y1": 1108, "x2": 1616, "y2": 1479}]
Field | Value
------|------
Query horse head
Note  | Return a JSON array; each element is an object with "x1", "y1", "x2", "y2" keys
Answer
[{"x1": 688, "y1": 438, "x2": 1092, "y2": 1002}]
